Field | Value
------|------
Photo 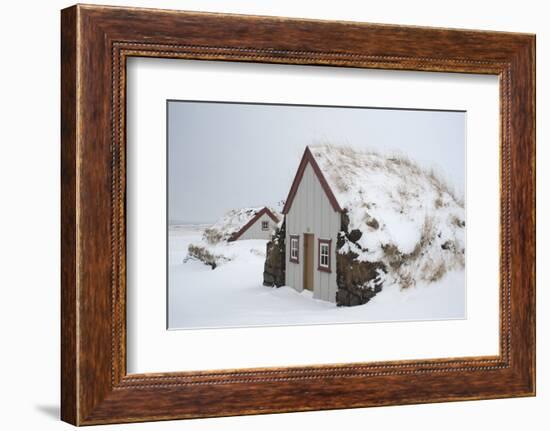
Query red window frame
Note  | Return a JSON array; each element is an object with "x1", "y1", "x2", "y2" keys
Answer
[
  {"x1": 318, "y1": 238, "x2": 332, "y2": 272},
  {"x1": 289, "y1": 235, "x2": 300, "y2": 263}
]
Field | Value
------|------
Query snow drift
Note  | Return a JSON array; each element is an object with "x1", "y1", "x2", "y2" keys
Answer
[{"x1": 310, "y1": 145, "x2": 465, "y2": 288}]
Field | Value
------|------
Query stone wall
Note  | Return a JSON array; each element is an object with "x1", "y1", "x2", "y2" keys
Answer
[
  {"x1": 335, "y1": 211, "x2": 386, "y2": 306},
  {"x1": 263, "y1": 220, "x2": 286, "y2": 287}
]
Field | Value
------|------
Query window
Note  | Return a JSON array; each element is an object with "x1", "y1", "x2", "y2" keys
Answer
[
  {"x1": 318, "y1": 239, "x2": 331, "y2": 272},
  {"x1": 261, "y1": 220, "x2": 269, "y2": 231},
  {"x1": 289, "y1": 235, "x2": 299, "y2": 263}
]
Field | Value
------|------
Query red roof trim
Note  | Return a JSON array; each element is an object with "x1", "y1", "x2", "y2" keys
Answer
[
  {"x1": 228, "y1": 207, "x2": 280, "y2": 242},
  {"x1": 282, "y1": 147, "x2": 342, "y2": 214}
]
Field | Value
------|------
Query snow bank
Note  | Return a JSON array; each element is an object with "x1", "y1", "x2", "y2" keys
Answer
[
  {"x1": 186, "y1": 233, "x2": 266, "y2": 268},
  {"x1": 169, "y1": 226, "x2": 465, "y2": 329},
  {"x1": 310, "y1": 145, "x2": 465, "y2": 288}
]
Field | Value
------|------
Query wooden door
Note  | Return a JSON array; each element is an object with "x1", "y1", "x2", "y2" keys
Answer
[{"x1": 303, "y1": 234, "x2": 314, "y2": 291}]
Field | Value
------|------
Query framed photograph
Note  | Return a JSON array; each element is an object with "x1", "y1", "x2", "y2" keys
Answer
[
  {"x1": 61, "y1": 4, "x2": 535, "y2": 425},
  {"x1": 166, "y1": 101, "x2": 467, "y2": 330}
]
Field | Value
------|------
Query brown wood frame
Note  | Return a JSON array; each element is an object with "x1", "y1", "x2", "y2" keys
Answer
[{"x1": 61, "y1": 4, "x2": 535, "y2": 426}]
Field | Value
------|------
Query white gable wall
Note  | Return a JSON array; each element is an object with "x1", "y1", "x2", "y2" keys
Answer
[
  {"x1": 285, "y1": 163, "x2": 340, "y2": 302},
  {"x1": 237, "y1": 212, "x2": 277, "y2": 241}
]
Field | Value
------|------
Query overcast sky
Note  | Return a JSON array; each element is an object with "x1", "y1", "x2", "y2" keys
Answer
[{"x1": 168, "y1": 101, "x2": 465, "y2": 224}]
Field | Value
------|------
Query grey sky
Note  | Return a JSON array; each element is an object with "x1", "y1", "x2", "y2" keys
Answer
[{"x1": 168, "y1": 101, "x2": 465, "y2": 224}]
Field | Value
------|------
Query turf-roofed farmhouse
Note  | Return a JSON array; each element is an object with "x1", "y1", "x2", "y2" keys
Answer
[
  {"x1": 263, "y1": 145, "x2": 466, "y2": 306},
  {"x1": 204, "y1": 207, "x2": 280, "y2": 243}
]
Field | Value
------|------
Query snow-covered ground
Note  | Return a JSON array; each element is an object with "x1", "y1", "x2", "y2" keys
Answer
[{"x1": 168, "y1": 225, "x2": 465, "y2": 329}]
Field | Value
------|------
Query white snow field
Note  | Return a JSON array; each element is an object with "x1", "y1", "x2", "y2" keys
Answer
[{"x1": 168, "y1": 225, "x2": 465, "y2": 330}]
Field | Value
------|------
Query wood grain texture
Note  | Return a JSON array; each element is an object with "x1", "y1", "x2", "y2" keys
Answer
[
  {"x1": 60, "y1": 5, "x2": 78, "y2": 425},
  {"x1": 60, "y1": 4, "x2": 536, "y2": 425}
]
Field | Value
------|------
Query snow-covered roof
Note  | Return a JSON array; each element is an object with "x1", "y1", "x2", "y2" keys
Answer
[
  {"x1": 204, "y1": 206, "x2": 280, "y2": 243},
  {"x1": 287, "y1": 145, "x2": 466, "y2": 287}
]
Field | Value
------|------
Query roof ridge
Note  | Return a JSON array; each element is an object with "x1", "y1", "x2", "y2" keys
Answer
[{"x1": 282, "y1": 147, "x2": 343, "y2": 215}]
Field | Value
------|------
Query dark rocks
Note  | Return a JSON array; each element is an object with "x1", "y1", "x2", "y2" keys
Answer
[
  {"x1": 348, "y1": 229, "x2": 362, "y2": 242},
  {"x1": 336, "y1": 282, "x2": 383, "y2": 307},
  {"x1": 263, "y1": 272, "x2": 276, "y2": 285},
  {"x1": 366, "y1": 216, "x2": 379, "y2": 230},
  {"x1": 441, "y1": 240, "x2": 456, "y2": 252},
  {"x1": 336, "y1": 210, "x2": 386, "y2": 306},
  {"x1": 335, "y1": 250, "x2": 386, "y2": 306},
  {"x1": 263, "y1": 220, "x2": 286, "y2": 287}
]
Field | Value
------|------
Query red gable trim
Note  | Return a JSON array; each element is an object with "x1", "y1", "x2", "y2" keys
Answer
[
  {"x1": 228, "y1": 207, "x2": 280, "y2": 242},
  {"x1": 282, "y1": 147, "x2": 342, "y2": 215}
]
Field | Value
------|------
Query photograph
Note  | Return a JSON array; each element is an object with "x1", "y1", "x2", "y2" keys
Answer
[{"x1": 167, "y1": 101, "x2": 466, "y2": 329}]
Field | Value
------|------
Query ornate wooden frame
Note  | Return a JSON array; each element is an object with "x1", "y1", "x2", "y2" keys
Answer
[{"x1": 61, "y1": 4, "x2": 536, "y2": 425}]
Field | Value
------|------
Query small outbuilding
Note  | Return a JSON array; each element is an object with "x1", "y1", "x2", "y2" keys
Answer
[{"x1": 204, "y1": 206, "x2": 280, "y2": 243}]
